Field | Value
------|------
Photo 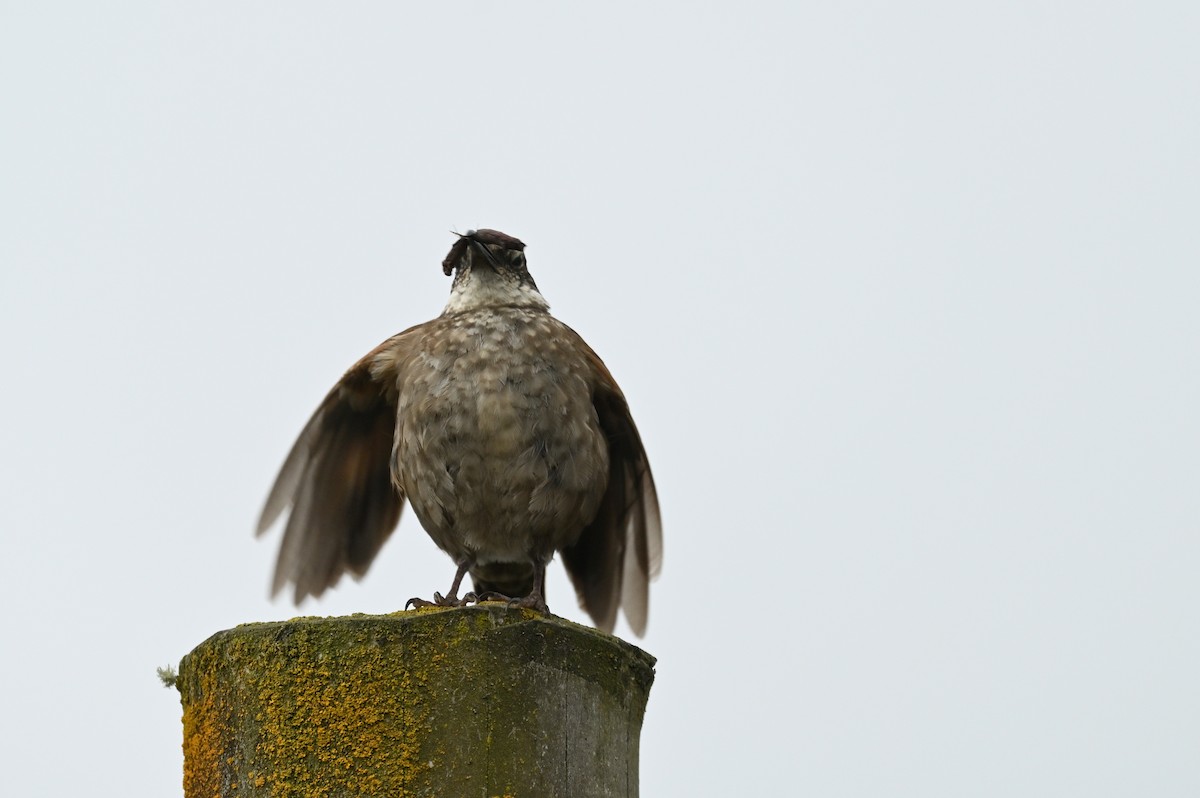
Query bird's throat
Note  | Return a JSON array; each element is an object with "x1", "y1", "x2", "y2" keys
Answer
[{"x1": 443, "y1": 267, "x2": 550, "y2": 315}]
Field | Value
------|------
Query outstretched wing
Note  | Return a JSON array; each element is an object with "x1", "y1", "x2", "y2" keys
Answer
[
  {"x1": 561, "y1": 343, "x2": 662, "y2": 636},
  {"x1": 257, "y1": 334, "x2": 413, "y2": 603}
]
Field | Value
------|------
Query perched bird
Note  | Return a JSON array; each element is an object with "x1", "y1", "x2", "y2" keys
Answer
[{"x1": 257, "y1": 229, "x2": 662, "y2": 635}]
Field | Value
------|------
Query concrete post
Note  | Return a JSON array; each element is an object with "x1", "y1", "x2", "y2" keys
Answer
[{"x1": 175, "y1": 604, "x2": 655, "y2": 797}]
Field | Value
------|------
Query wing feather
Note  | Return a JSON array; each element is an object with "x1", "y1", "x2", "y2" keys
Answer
[
  {"x1": 562, "y1": 343, "x2": 662, "y2": 636},
  {"x1": 256, "y1": 334, "x2": 414, "y2": 603}
]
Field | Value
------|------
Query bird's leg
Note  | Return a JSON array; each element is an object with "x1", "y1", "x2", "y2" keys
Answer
[
  {"x1": 406, "y1": 560, "x2": 476, "y2": 609},
  {"x1": 507, "y1": 561, "x2": 550, "y2": 615},
  {"x1": 434, "y1": 561, "x2": 474, "y2": 606}
]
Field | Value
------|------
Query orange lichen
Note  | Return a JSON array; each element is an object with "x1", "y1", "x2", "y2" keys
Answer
[{"x1": 180, "y1": 665, "x2": 225, "y2": 798}]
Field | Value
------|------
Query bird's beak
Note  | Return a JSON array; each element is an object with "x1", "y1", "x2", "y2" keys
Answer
[{"x1": 469, "y1": 239, "x2": 505, "y2": 273}]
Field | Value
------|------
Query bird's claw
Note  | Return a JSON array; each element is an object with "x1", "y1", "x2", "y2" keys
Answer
[
  {"x1": 507, "y1": 594, "x2": 550, "y2": 614},
  {"x1": 405, "y1": 591, "x2": 477, "y2": 610},
  {"x1": 468, "y1": 590, "x2": 549, "y2": 615}
]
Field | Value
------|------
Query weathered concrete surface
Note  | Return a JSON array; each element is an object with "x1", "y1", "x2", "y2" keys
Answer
[{"x1": 176, "y1": 604, "x2": 655, "y2": 797}]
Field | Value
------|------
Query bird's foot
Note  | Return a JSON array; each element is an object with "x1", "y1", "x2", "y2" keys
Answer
[
  {"x1": 406, "y1": 562, "x2": 478, "y2": 609},
  {"x1": 405, "y1": 591, "x2": 476, "y2": 610},
  {"x1": 469, "y1": 591, "x2": 550, "y2": 615},
  {"x1": 471, "y1": 591, "x2": 510, "y2": 604},
  {"x1": 507, "y1": 593, "x2": 550, "y2": 615}
]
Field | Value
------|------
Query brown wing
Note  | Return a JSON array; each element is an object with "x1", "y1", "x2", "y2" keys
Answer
[
  {"x1": 256, "y1": 332, "x2": 415, "y2": 604},
  {"x1": 561, "y1": 344, "x2": 662, "y2": 636}
]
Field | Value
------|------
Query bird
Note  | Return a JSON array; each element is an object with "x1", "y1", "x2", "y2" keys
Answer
[{"x1": 256, "y1": 229, "x2": 662, "y2": 635}]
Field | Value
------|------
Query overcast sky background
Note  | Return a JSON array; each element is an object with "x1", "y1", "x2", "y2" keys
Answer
[{"x1": 3, "y1": 3, "x2": 1198, "y2": 796}]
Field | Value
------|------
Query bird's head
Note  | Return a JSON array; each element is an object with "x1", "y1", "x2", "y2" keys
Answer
[{"x1": 441, "y1": 229, "x2": 547, "y2": 313}]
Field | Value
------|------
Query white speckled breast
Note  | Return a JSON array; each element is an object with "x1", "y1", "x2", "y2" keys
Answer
[{"x1": 392, "y1": 307, "x2": 609, "y2": 567}]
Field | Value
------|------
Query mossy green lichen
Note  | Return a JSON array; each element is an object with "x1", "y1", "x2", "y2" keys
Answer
[{"x1": 176, "y1": 605, "x2": 655, "y2": 798}]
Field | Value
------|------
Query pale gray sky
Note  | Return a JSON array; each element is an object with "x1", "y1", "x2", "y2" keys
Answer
[{"x1": 2, "y1": 3, "x2": 1198, "y2": 796}]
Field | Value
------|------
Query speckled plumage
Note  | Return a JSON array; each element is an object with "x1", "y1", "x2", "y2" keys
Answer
[{"x1": 258, "y1": 229, "x2": 661, "y2": 635}]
